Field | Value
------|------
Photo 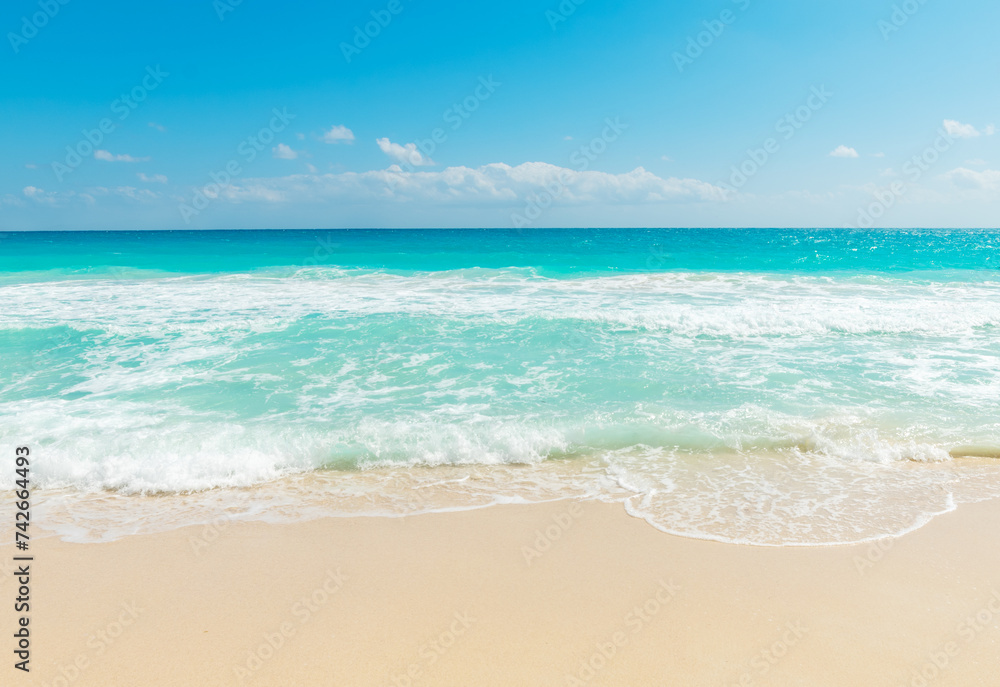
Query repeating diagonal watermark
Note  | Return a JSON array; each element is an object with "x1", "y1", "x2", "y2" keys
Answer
[
  {"x1": 233, "y1": 568, "x2": 348, "y2": 682},
  {"x1": 385, "y1": 610, "x2": 476, "y2": 687},
  {"x1": 188, "y1": 508, "x2": 240, "y2": 557},
  {"x1": 7, "y1": 0, "x2": 72, "y2": 53},
  {"x1": 302, "y1": 232, "x2": 341, "y2": 267},
  {"x1": 673, "y1": 0, "x2": 752, "y2": 73},
  {"x1": 521, "y1": 501, "x2": 585, "y2": 566},
  {"x1": 849, "y1": 124, "x2": 957, "y2": 228},
  {"x1": 898, "y1": 590, "x2": 1000, "y2": 687},
  {"x1": 564, "y1": 579, "x2": 681, "y2": 686},
  {"x1": 32, "y1": 600, "x2": 144, "y2": 687},
  {"x1": 853, "y1": 536, "x2": 896, "y2": 576},
  {"x1": 878, "y1": 0, "x2": 932, "y2": 40},
  {"x1": 51, "y1": 66, "x2": 169, "y2": 182},
  {"x1": 178, "y1": 107, "x2": 295, "y2": 223},
  {"x1": 724, "y1": 621, "x2": 808, "y2": 687},
  {"x1": 386, "y1": 75, "x2": 502, "y2": 192},
  {"x1": 341, "y1": 0, "x2": 406, "y2": 63},
  {"x1": 214, "y1": 0, "x2": 245, "y2": 21},
  {"x1": 718, "y1": 85, "x2": 833, "y2": 199},
  {"x1": 510, "y1": 117, "x2": 628, "y2": 229},
  {"x1": 546, "y1": 0, "x2": 587, "y2": 30}
]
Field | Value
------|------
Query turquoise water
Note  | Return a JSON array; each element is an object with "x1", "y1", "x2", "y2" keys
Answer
[
  {"x1": 1, "y1": 228, "x2": 998, "y2": 277},
  {"x1": 1, "y1": 229, "x2": 999, "y2": 545}
]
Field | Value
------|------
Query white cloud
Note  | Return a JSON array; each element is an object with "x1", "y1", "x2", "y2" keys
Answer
[
  {"x1": 22, "y1": 184, "x2": 158, "y2": 205},
  {"x1": 830, "y1": 145, "x2": 859, "y2": 158},
  {"x1": 23, "y1": 186, "x2": 55, "y2": 202},
  {"x1": 272, "y1": 143, "x2": 299, "y2": 159},
  {"x1": 89, "y1": 186, "x2": 160, "y2": 201},
  {"x1": 376, "y1": 137, "x2": 435, "y2": 167},
  {"x1": 148, "y1": 122, "x2": 166, "y2": 132},
  {"x1": 944, "y1": 167, "x2": 1000, "y2": 192},
  {"x1": 137, "y1": 172, "x2": 168, "y2": 184},
  {"x1": 872, "y1": 152, "x2": 885, "y2": 158},
  {"x1": 94, "y1": 150, "x2": 149, "y2": 163},
  {"x1": 215, "y1": 161, "x2": 727, "y2": 206},
  {"x1": 306, "y1": 163, "x2": 318, "y2": 173},
  {"x1": 563, "y1": 135, "x2": 573, "y2": 141},
  {"x1": 942, "y1": 119, "x2": 994, "y2": 139},
  {"x1": 24, "y1": 163, "x2": 37, "y2": 169},
  {"x1": 321, "y1": 125, "x2": 355, "y2": 144},
  {"x1": 661, "y1": 155, "x2": 673, "y2": 162}
]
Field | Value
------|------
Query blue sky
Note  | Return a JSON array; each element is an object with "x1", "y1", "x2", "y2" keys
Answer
[{"x1": 1, "y1": 0, "x2": 998, "y2": 230}]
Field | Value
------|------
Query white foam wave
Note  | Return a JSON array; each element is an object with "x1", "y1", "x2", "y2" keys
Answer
[
  {"x1": 2, "y1": 268, "x2": 999, "y2": 545},
  {"x1": 2, "y1": 270, "x2": 999, "y2": 339}
]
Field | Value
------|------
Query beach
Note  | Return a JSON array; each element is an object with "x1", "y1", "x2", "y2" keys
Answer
[
  {"x1": 6, "y1": 0, "x2": 1000, "y2": 680},
  {"x1": 7, "y1": 496, "x2": 1000, "y2": 687},
  {"x1": 3, "y1": 229, "x2": 999, "y2": 685}
]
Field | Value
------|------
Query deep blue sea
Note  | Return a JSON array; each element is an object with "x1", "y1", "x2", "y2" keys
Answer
[{"x1": 1, "y1": 228, "x2": 999, "y2": 545}]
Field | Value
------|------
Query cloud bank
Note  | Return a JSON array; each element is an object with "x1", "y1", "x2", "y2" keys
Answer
[{"x1": 216, "y1": 162, "x2": 727, "y2": 206}]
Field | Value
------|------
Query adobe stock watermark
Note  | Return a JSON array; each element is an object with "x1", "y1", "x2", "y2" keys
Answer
[
  {"x1": 7, "y1": 0, "x2": 71, "y2": 54},
  {"x1": 853, "y1": 536, "x2": 896, "y2": 576},
  {"x1": 878, "y1": 0, "x2": 931, "y2": 40},
  {"x1": 386, "y1": 75, "x2": 502, "y2": 190},
  {"x1": 717, "y1": 85, "x2": 833, "y2": 200},
  {"x1": 214, "y1": 0, "x2": 244, "y2": 21},
  {"x1": 385, "y1": 610, "x2": 476, "y2": 687},
  {"x1": 899, "y1": 590, "x2": 1000, "y2": 687},
  {"x1": 511, "y1": 117, "x2": 628, "y2": 229},
  {"x1": 546, "y1": 0, "x2": 587, "y2": 31},
  {"x1": 564, "y1": 579, "x2": 681, "y2": 686},
  {"x1": 646, "y1": 244, "x2": 673, "y2": 269},
  {"x1": 233, "y1": 568, "x2": 348, "y2": 683},
  {"x1": 178, "y1": 107, "x2": 295, "y2": 223},
  {"x1": 341, "y1": 0, "x2": 405, "y2": 63},
  {"x1": 850, "y1": 124, "x2": 957, "y2": 228},
  {"x1": 522, "y1": 501, "x2": 585, "y2": 565},
  {"x1": 188, "y1": 508, "x2": 240, "y2": 557},
  {"x1": 34, "y1": 601, "x2": 144, "y2": 687},
  {"x1": 724, "y1": 621, "x2": 808, "y2": 687},
  {"x1": 302, "y1": 233, "x2": 341, "y2": 267},
  {"x1": 51, "y1": 66, "x2": 169, "y2": 182},
  {"x1": 673, "y1": 0, "x2": 751, "y2": 73}
]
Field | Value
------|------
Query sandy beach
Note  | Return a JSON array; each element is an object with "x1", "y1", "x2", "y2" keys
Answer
[
  {"x1": 5, "y1": 497, "x2": 999, "y2": 686},
  {"x1": 6, "y1": 0, "x2": 1000, "y2": 682}
]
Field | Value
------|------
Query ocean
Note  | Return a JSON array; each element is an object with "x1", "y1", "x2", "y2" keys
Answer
[{"x1": 1, "y1": 228, "x2": 998, "y2": 545}]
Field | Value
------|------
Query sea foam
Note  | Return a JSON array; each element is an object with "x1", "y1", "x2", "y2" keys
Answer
[{"x1": 2, "y1": 249, "x2": 999, "y2": 545}]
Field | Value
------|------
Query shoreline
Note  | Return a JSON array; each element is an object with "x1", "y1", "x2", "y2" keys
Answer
[
  {"x1": 20, "y1": 451, "x2": 1000, "y2": 548},
  {"x1": 5, "y1": 497, "x2": 1000, "y2": 686}
]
